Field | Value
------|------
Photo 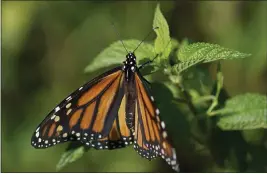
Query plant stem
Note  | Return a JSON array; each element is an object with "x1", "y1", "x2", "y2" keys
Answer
[
  {"x1": 177, "y1": 83, "x2": 197, "y2": 116},
  {"x1": 193, "y1": 95, "x2": 216, "y2": 104},
  {"x1": 207, "y1": 109, "x2": 226, "y2": 117}
]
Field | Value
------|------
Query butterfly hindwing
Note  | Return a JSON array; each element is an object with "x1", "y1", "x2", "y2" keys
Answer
[
  {"x1": 88, "y1": 94, "x2": 134, "y2": 150},
  {"x1": 133, "y1": 73, "x2": 179, "y2": 172}
]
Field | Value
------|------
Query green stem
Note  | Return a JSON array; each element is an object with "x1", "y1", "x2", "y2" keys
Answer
[
  {"x1": 207, "y1": 69, "x2": 223, "y2": 116},
  {"x1": 193, "y1": 95, "x2": 216, "y2": 104},
  {"x1": 177, "y1": 83, "x2": 198, "y2": 116},
  {"x1": 207, "y1": 109, "x2": 226, "y2": 117}
]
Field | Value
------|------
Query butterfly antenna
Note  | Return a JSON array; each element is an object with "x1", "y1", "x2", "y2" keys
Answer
[
  {"x1": 133, "y1": 26, "x2": 159, "y2": 53},
  {"x1": 111, "y1": 22, "x2": 129, "y2": 54}
]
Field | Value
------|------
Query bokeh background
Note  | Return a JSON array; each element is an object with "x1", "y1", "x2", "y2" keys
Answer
[{"x1": 2, "y1": 1, "x2": 267, "y2": 172}]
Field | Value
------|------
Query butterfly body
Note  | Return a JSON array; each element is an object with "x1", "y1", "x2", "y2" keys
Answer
[
  {"x1": 122, "y1": 52, "x2": 137, "y2": 131},
  {"x1": 31, "y1": 52, "x2": 179, "y2": 172}
]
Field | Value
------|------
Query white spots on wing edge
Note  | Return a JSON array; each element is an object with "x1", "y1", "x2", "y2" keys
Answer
[
  {"x1": 55, "y1": 106, "x2": 60, "y2": 112},
  {"x1": 54, "y1": 116, "x2": 60, "y2": 122},
  {"x1": 35, "y1": 127, "x2": 40, "y2": 132},
  {"x1": 155, "y1": 108, "x2": 160, "y2": 115},
  {"x1": 161, "y1": 121, "x2": 165, "y2": 129},
  {"x1": 161, "y1": 149, "x2": 165, "y2": 155},
  {"x1": 162, "y1": 131, "x2": 168, "y2": 138},
  {"x1": 56, "y1": 125, "x2": 63, "y2": 132},
  {"x1": 66, "y1": 96, "x2": 72, "y2": 101},
  {"x1": 51, "y1": 115, "x2": 56, "y2": 120},
  {"x1": 66, "y1": 103, "x2": 71, "y2": 109},
  {"x1": 67, "y1": 109, "x2": 72, "y2": 115}
]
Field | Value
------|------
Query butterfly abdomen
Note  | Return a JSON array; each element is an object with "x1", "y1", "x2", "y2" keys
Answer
[{"x1": 125, "y1": 74, "x2": 137, "y2": 132}]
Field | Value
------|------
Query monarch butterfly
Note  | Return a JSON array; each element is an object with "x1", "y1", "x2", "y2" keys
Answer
[{"x1": 31, "y1": 30, "x2": 179, "y2": 172}]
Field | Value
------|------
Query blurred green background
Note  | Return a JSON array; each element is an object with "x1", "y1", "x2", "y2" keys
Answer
[{"x1": 2, "y1": 1, "x2": 267, "y2": 172}]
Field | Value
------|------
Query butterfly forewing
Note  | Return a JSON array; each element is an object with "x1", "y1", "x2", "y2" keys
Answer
[{"x1": 31, "y1": 67, "x2": 129, "y2": 149}]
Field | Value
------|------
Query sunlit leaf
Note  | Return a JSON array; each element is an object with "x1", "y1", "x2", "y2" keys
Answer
[
  {"x1": 171, "y1": 42, "x2": 251, "y2": 74},
  {"x1": 153, "y1": 4, "x2": 172, "y2": 61},
  {"x1": 178, "y1": 42, "x2": 251, "y2": 62},
  {"x1": 170, "y1": 58, "x2": 205, "y2": 74},
  {"x1": 175, "y1": 38, "x2": 189, "y2": 62}
]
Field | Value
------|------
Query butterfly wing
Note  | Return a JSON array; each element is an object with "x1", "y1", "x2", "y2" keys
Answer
[
  {"x1": 133, "y1": 72, "x2": 179, "y2": 172},
  {"x1": 31, "y1": 67, "x2": 132, "y2": 149},
  {"x1": 89, "y1": 95, "x2": 134, "y2": 149}
]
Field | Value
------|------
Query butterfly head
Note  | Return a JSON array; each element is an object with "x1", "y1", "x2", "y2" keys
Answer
[{"x1": 122, "y1": 52, "x2": 137, "y2": 72}]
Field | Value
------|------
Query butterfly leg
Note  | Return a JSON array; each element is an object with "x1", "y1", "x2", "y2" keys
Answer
[
  {"x1": 138, "y1": 54, "x2": 159, "y2": 70},
  {"x1": 140, "y1": 75, "x2": 151, "y2": 86}
]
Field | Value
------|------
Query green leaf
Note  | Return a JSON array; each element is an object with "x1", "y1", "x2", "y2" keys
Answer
[
  {"x1": 171, "y1": 38, "x2": 189, "y2": 64},
  {"x1": 153, "y1": 4, "x2": 172, "y2": 61},
  {"x1": 178, "y1": 42, "x2": 251, "y2": 62},
  {"x1": 171, "y1": 42, "x2": 251, "y2": 74},
  {"x1": 177, "y1": 38, "x2": 189, "y2": 54},
  {"x1": 84, "y1": 39, "x2": 154, "y2": 73},
  {"x1": 169, "y1": 58, "x2": 205, "y2": 74},
  {"x1": 56, "y1": 145, "x2": 85, "y2": 171},
  {"x1": 216, "y1": 93, "x2": 267, "y2": 130}
]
